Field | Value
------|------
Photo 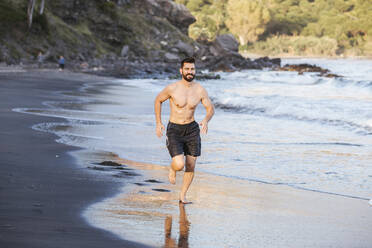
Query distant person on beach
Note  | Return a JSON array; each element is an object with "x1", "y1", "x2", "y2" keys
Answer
[
  {"x1": 58, "y1": 56, "x2": 65, "y2": 71},
  {"x1": 154, "y1": 57, "x2": 214, "y2": 204},
  {"x1": 37, "y1": 52, "x2": 44, "y2": 68}
]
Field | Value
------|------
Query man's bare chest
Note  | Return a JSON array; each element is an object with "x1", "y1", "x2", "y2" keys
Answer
[{"x1": 171, "y1": 89, "x2": 201, "y2": 109}]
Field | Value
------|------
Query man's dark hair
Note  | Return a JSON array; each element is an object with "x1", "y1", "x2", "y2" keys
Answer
[{"x1": 181, "y1": 57, "x2": 195, "y2": 68}]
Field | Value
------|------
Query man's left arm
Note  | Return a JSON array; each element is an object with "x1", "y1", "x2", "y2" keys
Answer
[{"x1": 199, "y1": 86, "x2": 214, "y2": 134}]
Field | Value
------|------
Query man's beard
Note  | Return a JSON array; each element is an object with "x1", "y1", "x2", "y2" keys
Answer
[{"x1": 182, "y1": 73, "x2": 195, "y2": 82}]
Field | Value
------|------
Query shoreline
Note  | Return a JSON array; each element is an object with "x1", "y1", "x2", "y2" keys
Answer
[
  {"x1": 2, "y1": 56, "x2": 372, "y2": 81},
  {"x1": 0, "y1": 71, "x2": 149, "y2": 247}
]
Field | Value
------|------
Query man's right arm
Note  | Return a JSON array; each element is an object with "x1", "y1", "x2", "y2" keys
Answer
[{"x1": 154, "y1": 85, "x2": 171, "y2": 138}]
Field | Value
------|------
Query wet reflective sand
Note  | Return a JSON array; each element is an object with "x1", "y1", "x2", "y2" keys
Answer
[{"x1": 83, "y1": 155, "x2": 372, "y2": 248}]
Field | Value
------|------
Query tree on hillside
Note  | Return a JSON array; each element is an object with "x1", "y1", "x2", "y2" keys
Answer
[
  {"x1": 185, "y1": 0, "x2": 207, "y2": 11},
  {"x1": 175, "y1": 0, "x2": 228, "y2": 40},
  {"x1": 301, "y1": 0, "x2": 371, "y2": 50},
  {"x1": 191, "y1": 2, "x2": 228, "y2": 40},
  {"x1": 28, "y1": 0, "x2": 45, "y2": 28},
  {"x1": 226, "y1": 0, "x2": 271, "y2": 45},
  {"x1": 263, "y1": 0, "x2": 318, "y2": 37}
]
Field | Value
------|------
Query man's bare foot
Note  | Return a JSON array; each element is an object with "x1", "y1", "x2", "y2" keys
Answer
[
  {"x1": 179, "y1": 195, "x2": 192, "y2": 204},
  {"x1": 168, "y1": 168, "x2": 176, "y2": 184},
  {"x1": 179, "y1": 194, "x2": 192, "y2": 204}
]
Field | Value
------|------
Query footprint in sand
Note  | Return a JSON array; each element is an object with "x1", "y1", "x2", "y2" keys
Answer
[
  {"x1": 145, "y1": 179, "x2": 163, "y2": 183},
  {"x1": 97, "y1": 161, "x2": 123, "y2": 167},
  {"x1": 113, "y1": 171, "x2": 140, "y2": 178},
  {"x1": 152, "y1": 188, "x2": 171, "y2": 192},
  {"x1": 133, "y1": 182, "x2": 148, "y2": 186}
]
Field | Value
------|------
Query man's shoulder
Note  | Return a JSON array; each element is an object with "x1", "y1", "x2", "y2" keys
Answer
[
  {"x1": 193, "y1": 81, "x2": 203, "y2": 88},
  {"x1": 166, "y1": 81, "x2": 179, "y2": 90},
  {"x1": 193, "y1": 82, "x2": 206, "y2": 92}
]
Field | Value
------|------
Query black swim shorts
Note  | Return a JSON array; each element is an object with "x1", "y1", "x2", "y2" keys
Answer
[{"x1": 166, "y1": 121, "x2": 201, "y2": 157}]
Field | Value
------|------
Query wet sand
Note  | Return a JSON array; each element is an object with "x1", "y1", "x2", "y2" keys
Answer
[
  {"x1": 84, "y1": 156, "x2": 372, "y2": 248},
  {"x1": 0, "y1": 71, "x2": 149, "y2": 247}
]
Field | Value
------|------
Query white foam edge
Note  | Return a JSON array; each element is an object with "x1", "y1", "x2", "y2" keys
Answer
[{"x1": 31, "y1": 122, "x2": 105, "y2": 140}]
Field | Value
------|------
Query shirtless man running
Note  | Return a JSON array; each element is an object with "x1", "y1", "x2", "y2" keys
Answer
[{"x1": 154, "y1": 57, "x2": 214, "y2": 204}]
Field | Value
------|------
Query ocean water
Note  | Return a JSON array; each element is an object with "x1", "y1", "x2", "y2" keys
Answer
[
  {"x1": 15, "y1": 59, "x2": 372, "y2": 200},
  {"x1": 13, "y1": 59, "x2": 372, "y2": 246}
]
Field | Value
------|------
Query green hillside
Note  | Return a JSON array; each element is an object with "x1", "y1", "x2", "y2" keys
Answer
[
  {"x1": 0, "y1": 0, "x2": 194, "y2": 67},
  {"x1": 176, "y1": 0, "x2": 372, "y2": 57}
]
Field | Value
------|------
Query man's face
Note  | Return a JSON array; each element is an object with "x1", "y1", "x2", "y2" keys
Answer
[{"x1": 180, "y1": 63, "x2": 195, "y2": 82}]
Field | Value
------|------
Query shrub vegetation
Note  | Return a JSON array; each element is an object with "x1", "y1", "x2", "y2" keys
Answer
[{"x1": 175, "y1": 0, "x2": 372, "y2": 56}]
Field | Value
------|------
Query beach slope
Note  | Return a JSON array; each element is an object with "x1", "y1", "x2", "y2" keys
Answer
[{"x1": 0, "y1": 71, "x2": 149, "y2": 248}]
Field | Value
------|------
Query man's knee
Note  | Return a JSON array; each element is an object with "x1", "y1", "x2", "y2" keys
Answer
[
  {"x1": 185, "y1": 156, "x2": 196, "y2": 172},
  {"x1": 185, "y1": 163, "x2": 195, "y2": 172},
  {"x1": 172, "y1": 156, "x2": 185, "y2": 171}
]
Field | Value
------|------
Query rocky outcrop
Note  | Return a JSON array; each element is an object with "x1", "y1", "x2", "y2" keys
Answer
[
  {"x1": 278, "y1": 64, "x2": 342, "y2": 77},
  {"x1": 0, "y1": 0, "x2": 281, "y2": 78},
  {"x1": 194, "y1": 34, "x2": 281, "y2": 72},
  {"x1": 133, "y1": 0, "x2": 196, "y2": 35},
  {"x1": 209, "y1": 34, "x2": 239, "y2": 56},
  {"x1": 174, "y1": 41, "x2": 194, "y2": 57},
  {"x1": 157, "y1": 0, "x2": 196, "y2": 34},
  {"x1": 164, "y1": 52, "x2": 180, "y2": 62}
]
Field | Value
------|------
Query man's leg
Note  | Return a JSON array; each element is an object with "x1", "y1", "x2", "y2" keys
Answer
[
  {"x1": 169, "y1": 154, "x2": 185, "y2": 184},
  {"x1": 179, "y1": 155, "x2": 196, "y2": 203}
]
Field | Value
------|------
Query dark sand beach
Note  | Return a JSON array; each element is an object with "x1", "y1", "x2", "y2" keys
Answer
[{"x1": 0, "y1": 71, "x2": 149, "y2": 248}]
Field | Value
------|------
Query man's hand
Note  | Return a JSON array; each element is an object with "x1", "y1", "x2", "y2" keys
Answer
[
  {"x1": 156, "y1": 123, "x2": 165, "y2": 138},
  {"x1": 199, "y1": 120, "x2": 208, "y2": 134}
]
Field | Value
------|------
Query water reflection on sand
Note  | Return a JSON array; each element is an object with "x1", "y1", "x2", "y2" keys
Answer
[{"x1": 164, "y1": 203, "x2": 190, "y2": 248}]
